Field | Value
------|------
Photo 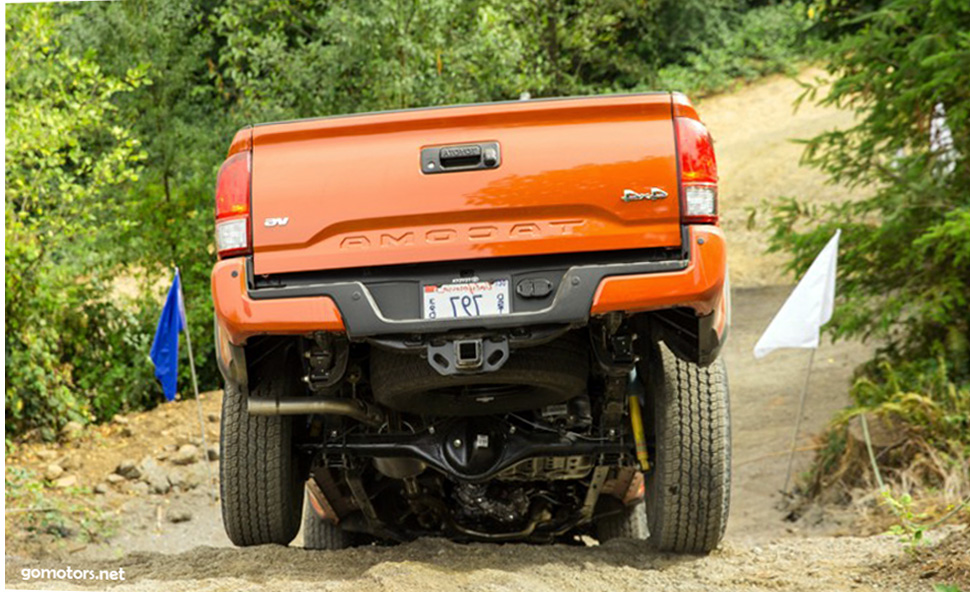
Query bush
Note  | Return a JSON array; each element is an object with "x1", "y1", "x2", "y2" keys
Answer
[
  {"x1": 765, "y1": 0, "x2": 970, "y2": 364},
  {"x1": 767, "y1": 0, "x2": 970, "y2": 512},
  {"x1": 808, "y1": 353, "x2": 970, "y2": 495},
  {"x1": 656, "y1": 3, "x2": 815, "y2": 96},
  {"x1": 4, "y1": 4, "x2": 157, "y2": 439}
]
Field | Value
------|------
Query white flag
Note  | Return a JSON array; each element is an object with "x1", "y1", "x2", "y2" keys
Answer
[{"x1": 753, "y1": 229, "x2": 840, "y2": 358}]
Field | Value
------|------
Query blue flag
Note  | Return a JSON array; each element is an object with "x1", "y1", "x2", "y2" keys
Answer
[{"x1": 150, "y1": 269, "x2": 186, "y2": 401}]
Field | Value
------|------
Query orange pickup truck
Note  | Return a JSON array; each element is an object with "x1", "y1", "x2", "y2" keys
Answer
[{"x1": 211, "y1": 93, "x2": 730, "y2": 553}]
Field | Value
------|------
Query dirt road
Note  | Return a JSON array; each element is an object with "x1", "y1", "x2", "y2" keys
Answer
[
  {"x1": 699, "y1": 67, "x2": 861, "y2": 287},
  {"x1": 3, "y1": 285, "x2": 906, "y2": 591},
  {"x1": 6, "y1": 70, "x2": 954, "y2": 591},
  {"x1": 4, "y1": 282, "x2": 894, "y2": 592}
]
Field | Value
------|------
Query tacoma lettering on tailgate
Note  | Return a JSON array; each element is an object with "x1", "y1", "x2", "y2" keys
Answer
[{"x1": 339, "y1": 219, "x2": 586, "y2": 250}]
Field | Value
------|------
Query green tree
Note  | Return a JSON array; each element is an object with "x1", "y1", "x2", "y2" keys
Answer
[
  {"x1": 214, "y1": 0, "x2": 522, "y2": 119},
  {"x1": 767, "y1": 0, "x2": 970, "y2": 372},
  {"x1": 214, "y1": 0, "x2": 810, "y2": 120},
  {"x1": 66, "y1": 0, "x2": 237, "y2": 393},
  {"x1": 5, "y1": 3, "x2": 152, "y2": 438}
]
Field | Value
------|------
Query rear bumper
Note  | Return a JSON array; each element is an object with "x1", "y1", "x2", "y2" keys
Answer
[
  {"x1": 211, "y1": 262, "x2": 345, "y2": 344},
  {"x1": 211, "y1": 225, "x2": 726, "y2": 346},
  {"x1": 593, "y1": 226, "x2": 726, "y2": 317}
]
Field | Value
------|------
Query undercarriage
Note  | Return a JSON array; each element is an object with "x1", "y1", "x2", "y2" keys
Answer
[{"x1": 220, "y1": 313, "x2": 731, "y2": 552}]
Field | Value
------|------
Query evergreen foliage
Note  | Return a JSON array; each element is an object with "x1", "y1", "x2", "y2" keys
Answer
[{"x1": 766, "y1": 0, "x2": 970, "y2": 379}]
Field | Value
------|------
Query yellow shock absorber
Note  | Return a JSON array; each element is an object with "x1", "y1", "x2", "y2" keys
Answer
[{"x1": 628, "y1": 394, "x2": 650, "y2": 471}]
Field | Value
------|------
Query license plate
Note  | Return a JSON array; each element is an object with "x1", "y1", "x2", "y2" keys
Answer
[{"x1": 423, "y1": 279, "x2": 510, "y2": 320}]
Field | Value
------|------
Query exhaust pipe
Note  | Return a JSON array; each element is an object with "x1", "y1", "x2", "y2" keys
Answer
[{"x1": 248, "y1": 397, "x2": 384, "y2": 426}]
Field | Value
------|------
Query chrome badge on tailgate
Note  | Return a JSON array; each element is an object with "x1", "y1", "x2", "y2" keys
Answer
[{"x1": 621, "y1": 188, "x2": 668, "y2": 202}]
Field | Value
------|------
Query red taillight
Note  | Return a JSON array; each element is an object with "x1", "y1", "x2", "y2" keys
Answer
[
  {"x1": 675, "y1": 117, "x2": 718, "y2": 224},
  {"x1": 214, "y1": 151, "x2": 252, "y2": 258}
]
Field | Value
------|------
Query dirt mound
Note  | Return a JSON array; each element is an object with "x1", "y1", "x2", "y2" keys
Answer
[
  {"x1": 871, "y1": 526, "x2": 970, "y2": 590},
  {"x1": 4, "y1": 391, "x2": 225, "y2": 558},
  {"x1": 7, "y1": 391, "x2": 222, "y2": 494}
]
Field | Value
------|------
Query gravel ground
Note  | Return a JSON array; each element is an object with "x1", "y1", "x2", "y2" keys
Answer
[{"x1": 5, "y1": 534, "x2": 920, "y2": 592}]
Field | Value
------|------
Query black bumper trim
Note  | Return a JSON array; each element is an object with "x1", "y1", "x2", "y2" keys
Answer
[{"x1": 246, "y1": 249, "x2": 689, "y2": 338}]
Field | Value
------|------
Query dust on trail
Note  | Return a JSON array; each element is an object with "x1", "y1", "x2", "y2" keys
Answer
[{"x1": 6, "y1": 69, "x2": 954, "y2": 592}]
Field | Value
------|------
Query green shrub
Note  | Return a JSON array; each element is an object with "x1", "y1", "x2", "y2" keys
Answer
[
  {"x1": 765, "y1": 0, "x2": 970, "y2": 365},
  {"x1": 804, "y1": 353, "x2": 969, "y2": 527},
  {"x1": 656, "y1": 3, "x2": 815, "y2": 96},
  {"x1": 4, "y1": 4, "x2": 157, "y2": 439}
]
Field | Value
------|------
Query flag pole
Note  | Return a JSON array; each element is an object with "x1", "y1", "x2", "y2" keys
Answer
[
  {"x1": 782, "y1": 348, "x2": 816, "y2": 495},
  {"x1": 178, "y1": 268, "x2": 218, "y2": 502}
]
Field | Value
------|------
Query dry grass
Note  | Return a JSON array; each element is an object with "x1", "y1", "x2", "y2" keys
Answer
[{"x1": 800, "y1": 406, "x2": 969, "y2": 538}]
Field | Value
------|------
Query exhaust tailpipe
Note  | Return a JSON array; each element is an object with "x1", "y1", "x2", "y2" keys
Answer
[{"x1": 248, "y1": 397, "x2": 384, "y2": 426}]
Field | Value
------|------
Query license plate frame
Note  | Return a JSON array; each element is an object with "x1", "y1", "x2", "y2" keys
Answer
[{"x1": 422, "y1": 279, "x2": 511, "y2": 320}]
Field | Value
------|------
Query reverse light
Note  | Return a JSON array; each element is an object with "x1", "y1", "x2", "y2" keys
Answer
[
  {"x1": 685, "y1": 184, "x2": 717, "y2": 217},
  {"x1": 675, "y1": 117, "x2": 718, "y2": 224},
  {"x1": 216, "y1": 219, "x2": 248, "y2": 253},
  {"x1": 215, "y1": 151, "x2": 252, "y2": 258}
]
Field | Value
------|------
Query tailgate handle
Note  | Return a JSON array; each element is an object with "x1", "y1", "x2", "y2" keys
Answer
[
  {"x1": 422, "y1": 142, "x2": 500, "y2": 174},
  {"x1": 440, "y1": 145, "x2": 482, "y2": 167}
]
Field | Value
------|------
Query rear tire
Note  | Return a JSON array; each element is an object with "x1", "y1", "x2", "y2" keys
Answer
[
  {"x1": 301, "y1": 497, "x2": 355, "y2": 550},
  {"x1": 645, "y1": 344, "x2": 731, "y2": 554},
  {"x1": 220, "y1": 376, "x2": 304, "y2": 546},
  {"x1": 595, "y1": 501, "x2": 648, "y2": 542}
]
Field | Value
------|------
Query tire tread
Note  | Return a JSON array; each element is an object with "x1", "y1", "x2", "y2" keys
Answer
[
  {"x1": 301, "y1": 499, "x2": 353, "y2": 550},
  {"x1": 647, "y1": 344, "x2": 731, "y2": 554},
  {"x1": 220, "y1": 377, "x2": 303, "y2": 547},
  {"x1": 595, "y1": 501, "x2": 648, "y2": 541}
]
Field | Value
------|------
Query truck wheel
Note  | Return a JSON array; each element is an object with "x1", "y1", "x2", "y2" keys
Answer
[
  {"x1": 220, "y1": 379, "x2": 303, "y2": 546},
  {"x1": 595, "y1": 501, "x2": 648, "y2": 542},
  {"x1": 301, "y1": 498, "x2": 354, "y2": 550},
  {"x1": 645, "y1": 344, "x2": 731, "y2": 554}
]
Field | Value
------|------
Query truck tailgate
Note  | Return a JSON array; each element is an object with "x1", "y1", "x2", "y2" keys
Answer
[{"x1": 250, "y1": 94, "x2": 681, "y2": 275}]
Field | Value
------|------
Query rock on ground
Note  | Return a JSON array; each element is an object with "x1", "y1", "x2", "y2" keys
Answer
[
  {"x1": 167, "y1": 510, "x2": 193, "y2": 524},
  {"x1": 138, "y1": 457, "x2": 171, "y2": 494},
  {"x1": 126, "y1": 481, "x2": 150, "y2": 495},
  {"x1": 59, "y1": 421, "x2": 84, "y2": 441},
  {"x1": 171, "y1": 444, "x2": 199, "y2": 466},
  {"x1": 51, "y1": 475, "x2": 77, "y2": 489},
  {"x1": 43, "y1": 464, "x2": 65, "y2": 481},
  {"x1": 59, "y1": 455, "x2": 82, "y2": 470},
  {"x1": 116, "y1": 459, "x2": 141, "y2": 480}
]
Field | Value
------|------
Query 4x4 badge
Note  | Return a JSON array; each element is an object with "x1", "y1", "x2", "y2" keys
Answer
[{"x1": 621, "y1": 188, "x2": 668, "y2": 202}]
